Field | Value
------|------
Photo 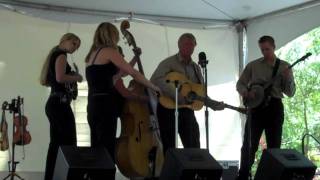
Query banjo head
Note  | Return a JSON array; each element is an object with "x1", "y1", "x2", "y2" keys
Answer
[{"x1": 244, "y1": 85, "x2": 265, "y2": 108}]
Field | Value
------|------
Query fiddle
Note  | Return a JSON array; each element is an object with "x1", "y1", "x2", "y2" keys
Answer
[
  {"x1": 65, "y1": 62, "x2": 79, "y2": 100},
  {"x1": 13, "y1": 115, "x2": 31, "y2": 145},
  {"x1": 0, "y1": 110, "x2": 9, "y2": 151}
]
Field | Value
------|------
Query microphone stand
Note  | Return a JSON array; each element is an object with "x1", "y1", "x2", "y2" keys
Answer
[
  {"x1": 199, "y1": 59, "x2": 209, "y2": 149},
  {"x1": 242, "y1": 96, "x2": 252, "y2": 180},
  {"x1": 174, "y1": 80, "x2": 180, "y2": 148},
  {"x1": 165, "y1": 79, "x2": 181, "y2": 149},
  {"x1": 244, "y1": 103, "x2": 252, "y2": 180}
]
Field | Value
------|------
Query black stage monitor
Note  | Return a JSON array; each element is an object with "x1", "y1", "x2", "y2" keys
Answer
[
  {"x1": 255, "y1": 148, "x2": 316, "y2": 180},
  {"x1": 53, "y1": 146, "x2": 116, "y2": 180},
  {"x1": 160, "y1": 148, "x2": 223, "y2": 180}
]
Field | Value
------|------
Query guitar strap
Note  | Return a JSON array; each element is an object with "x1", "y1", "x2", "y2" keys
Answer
[
  {"x1": 273, "y1": 59, "x2": 281, "y2": 77},
  {"x1": 192, "y1": 63, "x2": 203, "y2": 84},
  {"x1": 263, "y1": 58, "x2": 280, "y2": 106},
  {"x1": 268, "y1": 58, "x2": 281, "y2": 89}
]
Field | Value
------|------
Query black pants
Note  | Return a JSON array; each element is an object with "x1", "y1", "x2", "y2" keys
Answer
[
  {"x1": 44, "y1": 97, "x2": 77, "y2": 180},
  {"x1": 157, "y1": 103, "x2": 200, "y2": 155},
  {"x1": 87, "y1": 95, "x2": 118, "y2": 161},
  {"x1": 238, "y1": 98, "x2": 284, "y2": 180}
]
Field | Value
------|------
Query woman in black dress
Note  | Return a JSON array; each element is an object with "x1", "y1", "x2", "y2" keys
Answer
[
  {"x1": 85, "y1": 23, "x2": 160, "y2": 171},
  {"x1": 40, "y1": 33, "x2": 83, "y2": 180}
]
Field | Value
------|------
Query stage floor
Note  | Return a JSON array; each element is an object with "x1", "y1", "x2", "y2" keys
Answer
[{"x1": 0, "y1": 171, "x2": 129, "y2": 180}]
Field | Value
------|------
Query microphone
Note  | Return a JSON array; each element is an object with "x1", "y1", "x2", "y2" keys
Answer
[{"x1": 198, "y1": 52, "x2": 208, "y2": 68}]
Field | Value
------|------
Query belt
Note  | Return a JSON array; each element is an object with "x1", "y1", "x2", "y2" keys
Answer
[
  {"x1": 50, "y1": 92, "x2": 67, "y2": 97},
  {"x1": 50, "y1": 92, "x2": 71, "y2": 103},
  {"x1": 90, "y1": 93, "x2": 110, "y2": 97}
]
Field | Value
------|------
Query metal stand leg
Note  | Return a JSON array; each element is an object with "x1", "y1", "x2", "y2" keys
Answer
[
  {"x1": 174, "y1": 80, "x2": 181, "y2": 148},
  {"x1": 247, "y1": 108, "x2": 252, "y2": 180},
  {"x1": 3, "y1": 172, "x2": 24, "y2": 180},
  {"x1": 3, "y1": 161, "x2": 24, "y2": 180}
]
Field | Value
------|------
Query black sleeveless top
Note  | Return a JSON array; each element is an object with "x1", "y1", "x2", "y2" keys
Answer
[
  {"x1": 85, "y1": 49, "x2": 118, "y2": 96},
  {"x1": 47, "y1": 47, "x2": 71, "y2": 93}
]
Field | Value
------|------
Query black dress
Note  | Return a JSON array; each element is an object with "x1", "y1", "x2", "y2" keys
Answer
[
  {"x1": 44, "y1": 47, "x2": 77, "y2": 180},
  {"x1": 85, "y1": 50, "x2": 121, "y2": 162}
]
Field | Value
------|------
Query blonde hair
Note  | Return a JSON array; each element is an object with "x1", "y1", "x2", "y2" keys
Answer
[
  {"x1": 40, "y1": 33, "x2": 80, "y2": 86},
  {"x1": 85, "y1": 22, "x2": 119, "y2": 62}
]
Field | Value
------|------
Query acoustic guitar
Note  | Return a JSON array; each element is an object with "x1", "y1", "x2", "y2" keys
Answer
[
  {"x1": 159, "y1": 72, "x2": 246, "y2": 114},
  {"x1": 159, "y1": 72, "x2": 205, "y2": 110},
  {"x1": 244, "y1": 53, "x2": 312, "y2": 108}
]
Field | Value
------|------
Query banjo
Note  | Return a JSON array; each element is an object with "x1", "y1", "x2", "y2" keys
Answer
[{"x1": 244, "y1": 53, "x2": 312, "y2": 108}]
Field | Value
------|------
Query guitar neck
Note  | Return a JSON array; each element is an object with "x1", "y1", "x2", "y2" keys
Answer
[
  {"x1": 263, "y1": 53, "x2": 311, "y2": 89},
  {"x1": 223, "y1": 104, "x2": 247, "y2": 114},
  {"x1": 195, "y1": 95, "x2": 246, "y2": 114}
]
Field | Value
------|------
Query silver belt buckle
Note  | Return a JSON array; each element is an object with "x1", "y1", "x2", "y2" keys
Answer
[{"x1": 60, "y1": 94, "x2": 68, "y2": 103}]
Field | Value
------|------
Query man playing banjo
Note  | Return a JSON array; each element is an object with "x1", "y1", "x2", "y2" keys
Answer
[{"x1": 236, "y1": 35, "x2": 296, "y2": 180}]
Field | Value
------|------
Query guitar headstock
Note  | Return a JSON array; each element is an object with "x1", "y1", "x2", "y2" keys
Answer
[
  {"x1": 290, "y1": 52, "x2": 312, "y2": 68},
  {"x1": 298, "y1": 52, "x2": 312, "y2": 63}
]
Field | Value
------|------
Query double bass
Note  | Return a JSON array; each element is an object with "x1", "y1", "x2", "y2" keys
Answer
[{"x1": 115, "y1": 20, "x2": 164, "y2": 178}]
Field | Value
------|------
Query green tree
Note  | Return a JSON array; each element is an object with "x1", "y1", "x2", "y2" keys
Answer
[{"x1": 277, "y1": 26, "x2": 320, "y2": 167}]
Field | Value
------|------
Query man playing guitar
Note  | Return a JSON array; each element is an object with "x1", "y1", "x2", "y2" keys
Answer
[{"x1": 151, "y1": 33, "x2": 224, "y2": 154}]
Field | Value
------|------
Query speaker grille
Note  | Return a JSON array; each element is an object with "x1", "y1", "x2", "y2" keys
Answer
[
  {"x1": 160, "y1": 148, "x2": 222, "y2": 180},
  {"x1": 254, "y1": 148, "x2": 316, "y2": 180},
  {"x1": 53, "y1": 146, "x2": 116, "y2": 180}
]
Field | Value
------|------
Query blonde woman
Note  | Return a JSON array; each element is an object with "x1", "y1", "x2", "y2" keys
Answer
[
  {"x1": 85, "y1": 22, "x2": 160, "y2": 169},
  {"x1": 40, "y1": 33, "x2": 82, "y2": 180}
]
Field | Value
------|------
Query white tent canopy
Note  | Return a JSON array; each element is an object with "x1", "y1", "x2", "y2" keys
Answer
[
  {"x1": 1, "y1": 0, "x2": 320, "y2": 59},
  {"x1": 0, "y1": 0, "x2": 318, "y2": 27},
  {"x1": 1, "y1": 0, "x2": 320, "y2": 58},
  {"x1": 246, "y1": 2, "x2": 320, "y2": 60},
  {"x1": 0, "y1": 0, "x2": 320, "y2": 176}
]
